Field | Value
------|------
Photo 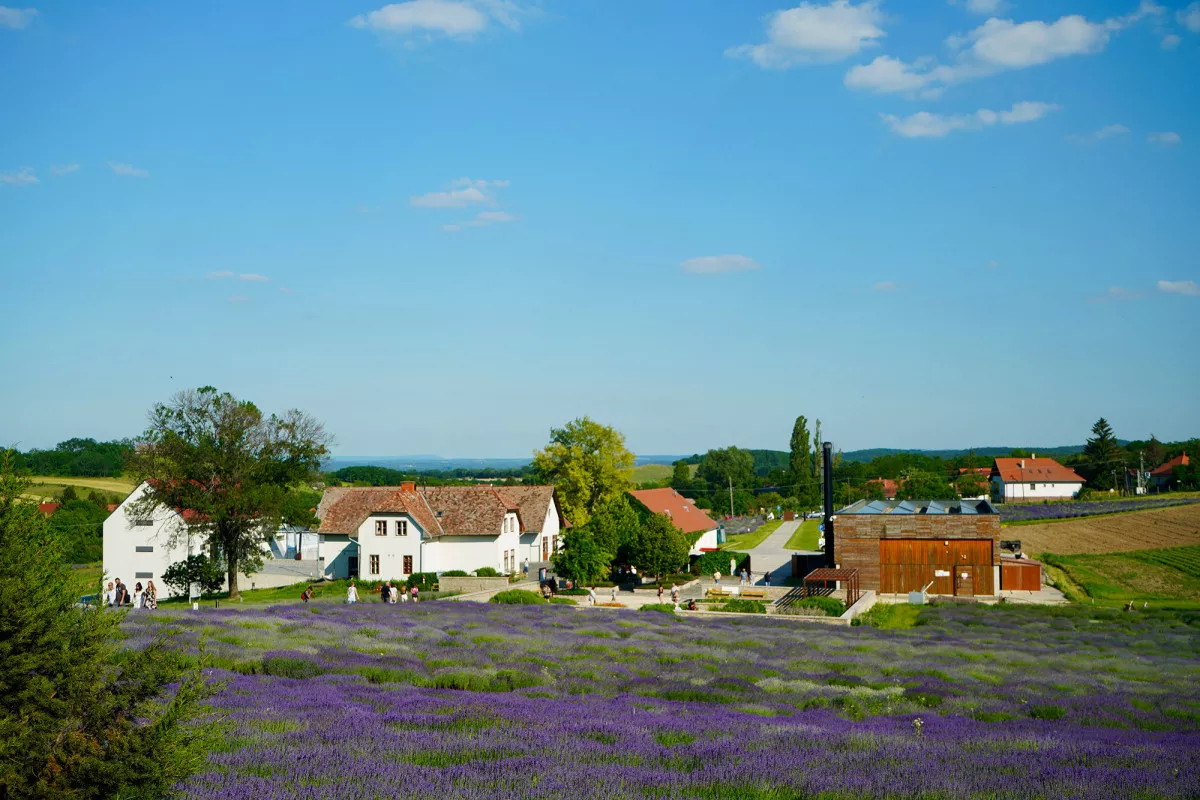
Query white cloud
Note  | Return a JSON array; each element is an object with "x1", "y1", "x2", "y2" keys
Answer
[
  {"x1": 1181, "y1": 2, "x2": 1200, "y2": 33},
  {"x1": 239, "y1": 273, "x2": 269, "y2": 282},
  {"x1": 206, "y1": 271, "x2": 234, "y2": 280},
  {"x1": 1147, "y1": 131, "x2": 1181, "y2": 145},
  {"x1": 280, "y1": 286, "x2": 295, "y2": 294},
  {"x1": 0, "y1": 6, "x2": 37, "y2": 29},
  {"x1": 1087, "y1": 286, "x2": 1144, "y2": 304},
  {"x1": 108, "y1": 161, "x2": 150, "y2": 178},
  {"x1": 680, "y1": 255, "x2": 762, "y2": 275},
  {"x1": 882, "y1": 101, "x2": 1058, "y2": 138},
  {"x1": 228, "y1": 295, "x2": 249, "y2": 304},
  {"x1": 727, "y1": 1, "x2": 885, "y2": 68},
  {"x1": 1157, "y1": 279, "x2": 1200, "y2": 296},
  {"x1": 1161, "y1": 33, "x2": 1181, "y2": 49},
  {"x1": 949, "y1": 0, "x2": 1007, "y2": 14},
  {"x1": 848, "y1": 5, "x2": 1163, "y2": 97},
  {"x1": 348, "y1": 0, "x2": 526, "y2": 39},
  {"x1": 411, "y1": 177, "x2": 507, "y2": 208},
  {"x1": 51, "y1": 163, "x2": 80, "y2": 175},
  {"x1": 872, "y1": 280, "x2": 897, "y2": 291},
  {"x1": 1067, "y1": 124, "x2": 1130, "y2": 143},
  {"x1": 1, "y1": 166, "x2": 38, "y2": 185}
]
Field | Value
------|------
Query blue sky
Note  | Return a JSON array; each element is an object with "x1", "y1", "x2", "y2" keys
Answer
[{"x1": 1, "y1": 0, "x2": 1197, "y2": 457}]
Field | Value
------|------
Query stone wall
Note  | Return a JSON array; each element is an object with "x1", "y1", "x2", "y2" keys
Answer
[{"x1": 438, "y1": 576, "x2": 511, "y2": 595}]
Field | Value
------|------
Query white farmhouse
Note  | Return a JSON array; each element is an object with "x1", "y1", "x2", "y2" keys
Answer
[
  {"x1": 315, "y1": 482, "x2": 567, "y2": 580},
  {"x1": 628, "y1": 488, "x2": 720, "y2": 555},
  {"x1": 990, "y1": 456, "x2": 1085, "y2": 502}
]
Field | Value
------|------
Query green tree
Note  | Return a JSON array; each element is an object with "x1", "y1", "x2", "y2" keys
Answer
[
  {"x1": 956, "y1": 471, "x2": 989, "y2": 498},
  {"x1": 0, "y1": 454, "x2": 212, "y2": 797},
  {"x1": 697, "y1": 447, "x2": 754, "y2": 494},
  {"x1": 671, "y1": 460, "x2": 691, "y2": 489},
  {"x1": 896, "y1": 470, "x2": 959, "y2": 501},
  {"x1": 629, "y1": 513, "x2": 690, "y2": 579},
  {"x1": 1145, "y1": 434, "x2": 1165, "y2": 469},
  {"x1": 47, "y1": 499, "x2": 108, "y2": 563},
  {"x1": 161, "y1": 554, "x2": 226, "y2": 598},
  {"x1": 585, "y1": 494, "x2": 641, "y2": 563},
  {"x1": 788, "y1": 416, "x2": 822, "y2": 508},
  {"x1": 1084, "y1": 417, "x2": 1123, "y2": 490},
  {"x1": 552, "y1": 527, "x2": 613, "y2": 584},
  {"x1": 128, "y1": 387, "x2": 330, "y2": 600},
  {"x1": 532, "y1": 416, "x2": 634, "y2": 527}
]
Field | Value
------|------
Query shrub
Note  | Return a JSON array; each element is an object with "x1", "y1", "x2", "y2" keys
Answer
[
  {"x1": 441, "y1": 570, "x2": 469, "y2": 577},
  {"x1": 161, "y1": 554, "x2": 225, "y2": 598},
  {"x1": 549, "y1": 597, "x2": 576, "y2": 605},
  {"x1": 717, "y1": 599, "x2": 766, "y2": 614},
  {"x1": 557, "y1": 588, "x2": 590, "y2": 596},
  {"x1": 693, "y1": 550, "x2": 749, "y2": 577},
  {"x1": 489, "y1": 589, "x2": 545, "y2": 605},
  {"x1": 640, "y1": 603, "x2": 677, "y2": 614},
  {"x1": 1029, "y1": 704, "x2": 1066, "y2": 720},
  {"x1": 262, "y1": 655, "x2": 325, "y2": 680},
  {"x1": 784, "y1": 596, "x2": 845, "y2": 617},
  {"x1": 475, "y1": 567, "x2": 500, "y2": 577}
]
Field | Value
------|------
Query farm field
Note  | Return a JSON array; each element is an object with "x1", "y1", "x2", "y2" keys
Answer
[
  {"x1": 1042, "y1": 545, "x2": 1200, "y2": 609},
  {"x1": 630, "y1": 463, "x2": 672, "y2": 485},
  {"x1": 21, "y1": 475, "x2": 137, "y2": 502},
  {"x1": 1018, "y1": 504, "x2": 1200, "y2": 556},
  {"x1": 721, "y1": 519, "x2": 781, "y2": 550},
  {"x1": 132, "y1": 601, "x2": 1200, "y2": 799},
  {"x1": 1000, "y1": 495, "x2": 1200, "y2": 524}
]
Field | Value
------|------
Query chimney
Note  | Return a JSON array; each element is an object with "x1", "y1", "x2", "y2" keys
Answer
[
  {"x1": 1018, "y1": 460, "x2": 1025, "y2": 469},
  {"x1": 400, "y1": 481, "x2": 416, "y2": 493},
  {"x1": 1031, "y1": 453, "x2": 1036, "y2": 460},
  {"x1": 822, "y1": 442, "x2": 835, "y2": 569}
]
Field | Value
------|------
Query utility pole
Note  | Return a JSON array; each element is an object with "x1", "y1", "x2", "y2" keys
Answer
[
  {"x1": 729, "y1": 476, "x2": 734, "y2": 518},
  {"x1": 1138, "y1": 451, "x2": 1146, "y2": 496}
]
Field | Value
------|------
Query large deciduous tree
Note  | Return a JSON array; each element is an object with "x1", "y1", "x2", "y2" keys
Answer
[
  {"x1": 585, "y1": 494, "x2": 641, "y2": 564},
  {"x1": 552, "y1": 527, "x2": 613, "y2": 585},
  {"x1": 0, "y1": 454, "x2": 212, "y2": 796},
  {"x1": 896, "y1": 470, "x2": 959, "y2": 501},
  {"x1": 128, "y1": 387, "x2": 330, "y2": 600},
  {"x1": 629, "y1": 512, "x2": 690, "y2": 580},
  {"x1": 697, "y1": 447, "x2": 755, "y2": 493},
  {"x1": 532, "y1": 416, "x2": 634, "y2": 527}
]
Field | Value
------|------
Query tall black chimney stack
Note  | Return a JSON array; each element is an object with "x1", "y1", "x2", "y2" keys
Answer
[{"x1": 822, "y1": 442, "x2": 835, "y2": 568}]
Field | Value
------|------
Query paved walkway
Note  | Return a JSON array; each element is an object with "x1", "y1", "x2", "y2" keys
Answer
[{"x1": 743, "y1": 519, "x2": 808, "y2": 583}]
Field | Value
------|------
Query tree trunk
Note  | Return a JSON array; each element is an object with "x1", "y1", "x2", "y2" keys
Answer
[{"x1": 226, "y1": 553, "x2": 240, "y2": 600}]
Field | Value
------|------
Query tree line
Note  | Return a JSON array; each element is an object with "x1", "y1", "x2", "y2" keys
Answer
[{"x1": 9, "y1": 437, "x2": 132, "y2": 477}]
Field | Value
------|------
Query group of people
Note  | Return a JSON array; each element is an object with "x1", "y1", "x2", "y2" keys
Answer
[
  {"x1": 104, "y1": 578, "x2": 157, "y2": 609},
  {"x1": 713, "y1": 569, "x2": 771, "y2": 587},
  {"x1": 332, "y1": 580, "x2": 420, "y2": 605}
]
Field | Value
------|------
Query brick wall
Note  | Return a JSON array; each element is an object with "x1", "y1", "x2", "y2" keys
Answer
[{"x1": 834, "y1": 514, "x2": 1000, "y2": 594}]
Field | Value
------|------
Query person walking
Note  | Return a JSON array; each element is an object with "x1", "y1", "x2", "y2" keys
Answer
[
  {"x1": 347, "y1": 581, "x2": 359, "y2": 604},
  {"x1": 381, "y1": 582, "x2": 391, "y2": 604},
  {"x1": 522, "y1": 558, "x2": 529, "y2": 577},
  {"x1": 411, "y1": 585, "x2": 419, "y2": 602},
  {"x1": 713, "y1": 571, "x2": 721, "y2": 587},
  {"x1": 113, "y1": 579, "x2": 128, "y2": 607},
  {"x1": 104, "y1": 581, "x2": 115, "y2": 607},
  {"x1": 145, "y1": 580, "x2": 158, "y2": 610},
  {"x1": 670, "y1": 583, "x2": 679, "y2": 604},
  {"x1": 657, "y1": 585, "x2": 664, "y2": 602},
  {"x1": 399, "y1": 585, "x2": 408, "y2": 603},
  {"x1": 609, "y1": 585, "x2": 617, "y2": 603},
  {"x1": 764, "y1": 570, "x2": 772, "y2": 586},
  {"x1": 132, "y1": 582, "x2": 145, "y2": 609},
  {"x1": 588, "y1": 586, "x2": 597, "y2": 606}
]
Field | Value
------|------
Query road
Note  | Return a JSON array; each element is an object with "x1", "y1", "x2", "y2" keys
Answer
[{"x1": 744, "y1": 519, "x2": 810, "y2": 584}]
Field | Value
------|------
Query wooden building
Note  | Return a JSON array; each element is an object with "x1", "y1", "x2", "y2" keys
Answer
[
  {"x1": 1000, "y1": 556, "x2": 1042, "y2": 591},
  {"x1": 833, "y1": 499, "x2": 1001, "y2": 597}
]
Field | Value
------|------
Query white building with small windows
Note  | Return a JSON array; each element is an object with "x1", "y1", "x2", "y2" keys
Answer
[{"x1": 315, "y1": 482, "x2": 568, "y2": 580}]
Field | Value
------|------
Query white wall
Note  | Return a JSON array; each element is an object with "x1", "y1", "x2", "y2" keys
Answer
[
  {"x1": 689, "y1": 528, "x2": 719, "y2": 556},
  {"x1": 993, "y1": 478, "x2": 1082, "y2": 501},
  {"x1": 355, "y1": 513, "x2": 424, "y2": 579},
  {"x1": 319, "y1": 535, "x2": 356, "y2": 579},
  {"x1": 522, "y1": 499, "x2": 563, "y2": 564},
  {"x1": 102, "y1": 482, "x2": 201, "y2": 593}
]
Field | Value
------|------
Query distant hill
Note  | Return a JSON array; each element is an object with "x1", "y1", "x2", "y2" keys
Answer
[{"x1": 839, "y1": 445, "x2": 1092, "y2": 462}]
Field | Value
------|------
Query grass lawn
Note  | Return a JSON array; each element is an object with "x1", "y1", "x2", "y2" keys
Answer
[
  {"x1": 1041, "y1": 545, "x2": 1200, "y2": 610},
  {"x1": 157, "y1": 578, "x2": 464, "y2": 608},
  {"x1": 25, "y1": 475, "x2": 137, "y2": 501},
  {"x1": 631, "y1": 463, "x2": 672, "y2": 486},
  {"x1": 785, "y1": 519, "x2": 821, "y2": 550},
  {"x1": 722, "y1": 519, "x2": 781, "y2": 550}
]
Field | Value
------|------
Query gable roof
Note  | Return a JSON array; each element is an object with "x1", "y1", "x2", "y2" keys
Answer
[
  {"x1": 493, "y1": 485, "x2": 567, "y2": 534},
  {"x1": 867, "y1": 478, "x2": 899, "y2": 499},
  {"x1": 1151, "y1": 453, "x2": 1189, "y2": 478},
  {"x1": 317, "y1": 487, "x2": 443, "y2": 536},
  {"x1": 991, "y1": 457, "x2": 1084, "y2": 484},
  {"x1": 420, "y1": 486, "x2": 519, "y2": 537},
  {"x1": 627, "y1": 488, "x2": 717, "y2": 534}
]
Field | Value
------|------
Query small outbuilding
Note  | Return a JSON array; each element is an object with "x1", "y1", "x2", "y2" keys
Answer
[
  {"x1": 833, "y1": 499, "x2": 1001, "y2": 597},
  {"x1": 1000, "y1": 556, "x2": 1042, "y2": 591}
]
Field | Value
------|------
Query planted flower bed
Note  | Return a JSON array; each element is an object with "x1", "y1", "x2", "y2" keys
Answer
[
  {"x1": 999, "y1": 496, "x2": 1200, "y2": 523},
  {"x1": 130, "y1": 602, "x2": 1200, "y2": 799}
]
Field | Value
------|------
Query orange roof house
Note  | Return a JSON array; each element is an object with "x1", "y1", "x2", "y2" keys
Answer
[
  {"x1": 866, "y1": 478, "x2": 898, "y2": 499},
  {"x1": 990, "y1": 456, "x2": 1084, "y2": 501},
  {"x1": 1150, "y1": 453, "x2": 1189, "y2": 479},
  {"x1": 627, "y1": 488, "x2": 721, "y2": 554}
]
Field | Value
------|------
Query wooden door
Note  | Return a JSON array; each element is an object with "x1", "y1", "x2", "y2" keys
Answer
[
  {"x1": 542, "y1": 538, "x2": 549, "y2": 561},
  {"x1": 956, "y1": 566, "x2": 975, "y2": 597}
]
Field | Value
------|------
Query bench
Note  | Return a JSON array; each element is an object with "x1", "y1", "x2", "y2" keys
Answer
[
  {"x1": 740, "y1": 588, "x2": 766, "y2": 599},
  {"x1": 705, "y1": 588, "x2": 733, "y2": 599}
]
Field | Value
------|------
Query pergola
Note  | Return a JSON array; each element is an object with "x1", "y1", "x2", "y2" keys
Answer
[{"x1": 801, "y1": 568, "x2": 861, "y2": 609}]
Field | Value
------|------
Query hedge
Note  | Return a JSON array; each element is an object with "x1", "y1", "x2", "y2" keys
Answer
[
  {"x1": 489, "y1": 589, "x2": 545, "y2": 605},
  {"x1": 639, "y1": 603, "x2": 677, "y2": 614},
  {"x1": 441, "y1": 570, "x2": 469, "y2": 577},
  {"x1": 475, "y1": 567, "x2": 500, "y2": 577},
  {"x1": 693, "y1": 550, "x2": 749, "y2": 577},
  {"x1": 715, "y1": 598, "x2": 766, "y2": 614}
]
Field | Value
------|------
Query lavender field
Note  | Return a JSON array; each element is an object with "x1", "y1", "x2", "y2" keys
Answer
[
  {"x1": 998, "y1": 496, "x2": 1200, "y2": 522},
  {"x1": 129, "y1": 602, "x2": 1200, "y2": 799}
]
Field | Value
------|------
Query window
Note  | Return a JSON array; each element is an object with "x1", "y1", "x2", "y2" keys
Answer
[
  {"x1": 134, "y1": 519, "x2": 153, "y2": 527},
  {"x1": 375, "y1": 520, "x2": 387, "y2": 536},
  {"x1": 369, "y1": 555, "x2": 380, "y2": 575},
  {"x1": 1030, "y1": 483, "x2": 1037, "y2": 490},
  {"x1": 135, "y1": 571, "x2": 152, "y2": 579},
  {"x1": 504, "y1": 550, "x2": 510, "y2": 571},
  {"x1": 551, "y1": 535, "x2": 558, "y2": 552},
  {"x1": 397, "y1": 520, "x2": 408, "y2": 536},
  {"x1": 135, "y1": 545, "x2": 154, "y2": 553},
  {"x1": 403, "y1": 555, "x2": 413, "y2": 574}
]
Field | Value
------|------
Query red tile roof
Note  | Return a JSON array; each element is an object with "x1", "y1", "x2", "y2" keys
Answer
[
  {"x1": 493, "y1": 485, "x2": 567, "y2": 533},
  {"x1": 992, "y1": 457, "x2": 1084, "y2": 484},
  {"x1": 317, "y1": 485, "x2": 564, "y2": 538},
  {"x1": 958, "y1": 467, "x2": 991, "y2": 476},
  {"x1": 627, "y1": 488, "x2": 717, "y2": 534},
  {"x1": 866, "y1": 478, "x2": 898, "y2": 499},
  {"x1": 317, "y1": 487, "x2": 443, "y2": 536},
  {"x1": 1150, "y1": 453, "x2": 1189, "y2": 478},
  {"x1": 421, "y1": 486, "x2": 518, "y2": 537},
  {"x1": 38, "y1": 503, "x2": 60, "y2": 515}
]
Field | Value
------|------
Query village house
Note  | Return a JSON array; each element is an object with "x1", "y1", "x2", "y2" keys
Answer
[
  {"x1": 865, "y1": 478, "x2": 898, "y2": 500},
  {"x1": 1149, "y1": 453, "x2": 1189, "y2": 490},
  {"x1": 627, "y1": 487, "x2": 720, "y2": 555},
  {"x1": 990, "y1": 456, "x2": 1085, "y2": 502},
  {"x1": 315, "y1": 482, "x2": 567, "y2": 580}
]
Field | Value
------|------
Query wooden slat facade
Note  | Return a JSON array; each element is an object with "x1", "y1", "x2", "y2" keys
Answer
[{"x1": 1000, "y1": 559, "x2": 1042, "y2": 591}]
